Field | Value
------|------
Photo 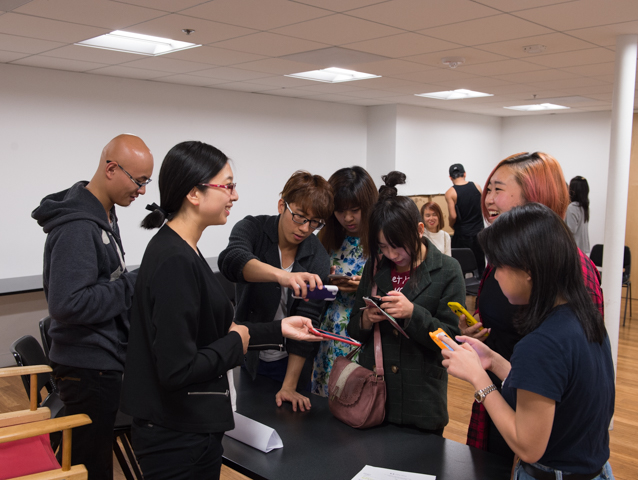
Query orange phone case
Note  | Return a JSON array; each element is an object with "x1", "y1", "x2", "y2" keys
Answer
[{"x1": 429, "y1": 328, "x2": 455, "y2": 351}]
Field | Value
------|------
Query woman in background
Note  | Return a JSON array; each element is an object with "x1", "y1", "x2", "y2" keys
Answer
[
  {"x1": 348, "y1": 171, "x2": 464, "y2": 433},
  {"x1": 421, "y1": 201, "x2": 451, "y2": 256},
  {"x1": 566, "y1": 176, "x2": 591, "y2": 255},
  {"x1": 311, "y1": 166, "x2": 377, "y2": 397},
  {"x1": 121, "y1": 141, "x2": 320, "y2": 479},
  {"x1": 443, "y1": 203, "x2": 614, "y2": 480}
]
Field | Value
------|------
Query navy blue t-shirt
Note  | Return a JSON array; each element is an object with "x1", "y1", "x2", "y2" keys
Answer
[{"x1": 501, "y1": 305, "x2": 614, "y2": 473}]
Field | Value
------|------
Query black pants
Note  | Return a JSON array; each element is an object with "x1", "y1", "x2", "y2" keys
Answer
[
  {"x1": 451, "y1": 233, "x2": 486, "y2": 275},
  {"x1": 132, "y1": 419, "x2": 224, "y2": 480},
  {"x1": 52, "y1": 363, "x2": 121, "y2": 480}
]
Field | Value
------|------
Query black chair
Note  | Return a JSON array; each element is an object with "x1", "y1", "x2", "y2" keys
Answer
[
  {"x1": 37, "y1": 319, "x2": 143, "y2": 480},
  {"x1": 451, "y1": 248, "x2": 480, "y2": 296},
  {"x1": 589, "y1": 244, "x2": 632, "y2": 325}
]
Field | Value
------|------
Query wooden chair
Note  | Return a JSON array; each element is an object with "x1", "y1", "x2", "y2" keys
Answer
[{"x1": 0, "y1": 366, "x2": 91, "y2": 480}]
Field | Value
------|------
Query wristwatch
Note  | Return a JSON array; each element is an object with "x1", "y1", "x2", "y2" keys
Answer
[{"x1": 474, "y1": 384, "x2": 497, "y2": 403}]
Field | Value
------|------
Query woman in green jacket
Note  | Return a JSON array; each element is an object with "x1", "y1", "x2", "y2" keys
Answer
[{"x1": 348, "y1": 171, "x2": 465, "y2": 434}]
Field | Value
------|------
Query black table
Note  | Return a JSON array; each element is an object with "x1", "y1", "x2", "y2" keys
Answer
[{"x1": 223, "y1": 369, "x2": 511, "y2": 480}]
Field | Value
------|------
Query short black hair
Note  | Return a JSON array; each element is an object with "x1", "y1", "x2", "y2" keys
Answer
[
  {"x1": 569, "y1": 176, "x2": 590, "y2": 223},
  {"x1": 449, "y1": 163, "x2": 465, "y2": 179}
]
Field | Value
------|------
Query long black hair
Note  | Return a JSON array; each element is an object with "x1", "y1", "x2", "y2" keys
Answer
[
  {"x1": 368, "y1": 171, "x2": 424, "y2": 280},
  {"x1": 478, "y1": 203, "x2": 604, "y2": 343},
  {"x1": 319, "y1": 166, "x2": 377, "y2": 257},
  {"x1": 569, "y1": 176, "x2": 590, "y2": 223},
  {"x1": 141, "y1": 141, "x2": 229, "y2": 229}
]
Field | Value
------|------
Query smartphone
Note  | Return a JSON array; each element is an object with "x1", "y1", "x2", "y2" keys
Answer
[
  {"x1": 362, "y1": 296, "x2": 410, "y2": 339},
  {"x1": 328, "y1": 274, "x2": 352, "y2": 281},
  {"x1": 447, "y1": 301, "x2": 487, "y2": 336},
  {"x1": 309, "y1": 326, "x2": 362, "y2": 347},
  {"x1": 292, "y1": 284, "x2": 338, "y2": 301},
  {"x1": 429, "y1": 328, "x2": 456, "y2": 351}
]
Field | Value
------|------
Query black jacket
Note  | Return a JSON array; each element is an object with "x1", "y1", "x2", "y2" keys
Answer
[
  {"x1": 31, "y1": 181, "x2": 136, "y2": 371},
  {"x1": 218, "y1": 214, "x2": 330, "y2": 377},
  {"x1": 121, "y1": 225, "x2": 282, "y2": 433}
]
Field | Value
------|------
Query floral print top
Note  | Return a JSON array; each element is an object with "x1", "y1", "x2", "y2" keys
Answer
[{"x1": 311, "y1": 236, "x2": 367, "y2": 397}]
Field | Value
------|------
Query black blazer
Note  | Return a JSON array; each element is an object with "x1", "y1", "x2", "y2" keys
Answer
[{"x1": 218, "y1": 214, "x2": 330, "y2": 377}]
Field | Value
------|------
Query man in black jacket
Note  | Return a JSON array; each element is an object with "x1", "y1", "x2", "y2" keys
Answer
[
  {"x1": 219, "y1": 170, "x2": 333, "y2": 412},
  {"x1": 32, "y1": 134, "x2": 153, "y2": 480}
]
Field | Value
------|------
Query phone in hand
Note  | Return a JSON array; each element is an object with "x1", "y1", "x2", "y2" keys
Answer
[
  {"x1": 447, "y1": 301, "x2": 488, "y2": 336},
  {"x1": 308, "y1": 326, "x2": 361, "y2": 347},
  {"x1": 429, "y1": 328, "x2": 457, "y2": 351},
  {"x1": 292, "y1": 284, "x2": 338, "y2": 301},
  {"x1": 328, "y1": 274, "x2": 351, "y2": 281},
  {"x1": 362, "y1": 296, "x2": 410, "y2": 339}
]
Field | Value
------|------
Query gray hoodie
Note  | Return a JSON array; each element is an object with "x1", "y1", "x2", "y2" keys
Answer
[{"x1": 32, "y1": 181, "x2": 137, "y2": 371}]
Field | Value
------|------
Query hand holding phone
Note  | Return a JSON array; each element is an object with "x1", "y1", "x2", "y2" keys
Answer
[
  {"x1": 292, "y1": 284, "x2": 338, "y2": 301},
  {"x1": 447, "y1": 301, "x2": 488, "y2": 337},
  {"x1": 308, "y1": 326, "x2": 361, "y2": 347}
]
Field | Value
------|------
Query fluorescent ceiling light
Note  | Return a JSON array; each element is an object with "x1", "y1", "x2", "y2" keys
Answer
[
  {"x1": 75, "y1": 30, "x2": 201, "y2": 56},
  {"x1": 504, "y1": 103, "x2": 570, "y2": 111},
  {"x1": 415, "y1": 89, "x2": 493, "y2": 100},
  {"x1": 285, "y1": 67, "x2": 380, "y2": 83}
]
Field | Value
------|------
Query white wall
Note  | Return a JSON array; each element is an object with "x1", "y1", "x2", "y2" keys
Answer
[
  {"x1": 501, "y1": 111, "x2": 612, "y2": 247},
  {"x1": 366, "y1": 105, "x2": 398, "y2": 188},
  {"x1": 395, "y1": 105, "x2": 502, "y2": 196},
  {"x1": 0, "y1": 63, "x2": 368, "y2": 281}
]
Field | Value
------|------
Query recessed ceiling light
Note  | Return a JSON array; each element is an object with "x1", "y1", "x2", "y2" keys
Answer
[
  {"x1": 285, "y1": 67, "x2": 380, "y2": 83},
  {"x1": 75, "y1": 30, "x2": 201, "y2": 56},
  {"x1": 504, "y1": 103, "x2": 570, "y2": 111},
  {"x1": 415, "y1": 89, "x2": 493, "y2": 100}
]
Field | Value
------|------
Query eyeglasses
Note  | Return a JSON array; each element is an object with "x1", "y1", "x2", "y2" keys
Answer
[
  {"x1": 198, "y1": 183, "x2": 237, "y2": 194},
  {"x1": 106, "y1": 160, "x2": 152, "y2": 189},
  {"x1": 285, "y1": 202, "x2": 325, "y2": 230}
]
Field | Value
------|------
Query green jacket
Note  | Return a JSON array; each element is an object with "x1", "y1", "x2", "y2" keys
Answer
[{"x1": 348, "y1": 238, "x2": 465, "y2": 430}]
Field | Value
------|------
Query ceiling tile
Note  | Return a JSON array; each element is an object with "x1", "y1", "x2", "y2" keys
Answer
[
  {"x1": 566, "y1": 20, "x2": 638, "y2": 47},
  {"x1": 349, "y1": 59, "x2": 432, "y2": 76},
  {"x1": 228, "y1": 57, "x2": 319, "y2": 75},
  {"x1": 0, "y1": 49, "x2": 28, "y2": 61},
  {"x1": 180, "y1": 0, "x2": 331, "y2": 30},
  {"x1": 13, "y1": 54, "x2": 107, "y2": 71},
  {"x1": 380, "y1": 82, "x2": 443, "y2": 94},
  {"x1": 340, "y1": 98, "x2": 392, "y2": 105},
  {"x1": 478, "y1": 83, "x2": 539, "y2": 95},
  {"x1": 88, "y1": 65, "x2": 169, "y2": 79},
  {"x1": 404, "y1": 47, "x2": 508, "y2": 67},
  {"x1": 564, "y1": 85, "x2": 614, "y2": 96},
  {"x1": 271, "y1": 14, "x2": 402, "y2": 45},
  {"x1": 476, "y1": 32, "x2": 596, "y2": 58},
  {"x1": 439, "y1": 76, "x2": 517, "y2": 90},
  {"x1": 513, "y1": 0, "x2": 638, "y2": 31},
  {"x1": 524, "y1": 47, "x2": 615, "y2": 68},
  {"x1": 281, "y1": 47, "x2": 389, "y2": 68},
  {"x1": 291, "y1": 0, "x2": 388, "y2": 13},
  {"x1": 246, "y1": 74, "x2": 323, "y2": 87},
  {"x1": 337, "y1": 88, "x2": 400, "y2": 98},
  {"x1": 0, "y1": 32, "x2": 64, "y2": 54},
  {"x1": 14, "y1": 0, "x2": 165, "y2": 30},
  {"x1": 208, "y1": 82, "x2": 277, "y2": 93},
  {"x1": 161, "y1": 45, "x2": 265, "y2": 66},
  {"x1": 471, "y1": 0, "x2": 579, "y2": 13},
  {"x1": 188, "y1": 66, "x2": 273, "y2": 81},
  {"x1": 213, "y1": 32, "x2": 329, "y2": 57},
  {"x1": 347, "y1": 0, "x2": 500, "y2": 31},
  {"x1": 253, "y1": 87, "x2": 323, "y2": 97},
  {"x1": 286, "y1": 82, "x2": 364, "y2": 93},
  {"x1": 121, "y1": 56, "x2": 211, "y2": 73},
  {"x1": 41, "y1": 44, "x2": 143, "y2": 64},
  {"x1": 562, "y1": 62, "x2": 615, "y2": 78},
  {"x1": 461, "y1": 58, "x2": 541, "y2": 76},
  {"x1": 0, "y1": 0, "x2": 32, "y2": 12},
  {"x1": 345, "y1": 33, "x2": 460, "y2": 58},
  {"x1": 527, "y1": 76, "x2": 610, "y2": 90},
  {"x1": 152, "y1": 74, "x2": 229, "y2": 87},
  {"x1": 0, "y1": 13, "x2": 107, "y2": 43},
  {"x1": 125, "y1": 14, "x2": 256, "y2": 45},
  {"x1": 113, "y1": 0, "x2": 211, "y2": 13},
  {"x1": 342, "y1": 76, "x2": 420, "y2": 89},
  {"x1": 419, "y1": 14, "x2": 553, "y2": 46},
  {"x1": 494, "y1": 68, "x2": 576, "y2": 83},
  {"x1": 393, "y1": 67, "x2": 479, "y2": 85}
]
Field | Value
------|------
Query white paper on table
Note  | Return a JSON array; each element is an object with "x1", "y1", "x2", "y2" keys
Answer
[
  {"x1": 224, "y1": 412, "x2": 283, "y2": 453},
  {"x1": 351, "y1": 465, "x2": 436, "y2": 480}
]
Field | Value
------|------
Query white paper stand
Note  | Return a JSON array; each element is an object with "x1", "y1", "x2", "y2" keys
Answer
[
  {"x1": 351, "y1": 465, "x2": 436, "y2": 480},
  {"x1": 224, "y1": 412, "x2": 283, "y2": 453}
]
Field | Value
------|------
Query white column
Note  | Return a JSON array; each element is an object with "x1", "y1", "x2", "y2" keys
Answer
[{"x1": 602, "y1": 34, "x2": 637, "y2": 375}]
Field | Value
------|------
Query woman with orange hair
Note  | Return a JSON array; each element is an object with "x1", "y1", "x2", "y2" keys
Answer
[{"x1": 460, "y1": 152, "x2": 604, "y2": 461}]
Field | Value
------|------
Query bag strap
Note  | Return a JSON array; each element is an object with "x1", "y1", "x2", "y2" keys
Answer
[{"x1": 373, "y1": 323, "x2": 384, "y2": 377}]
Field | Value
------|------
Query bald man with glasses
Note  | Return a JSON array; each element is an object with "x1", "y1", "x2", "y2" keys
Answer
[{"x1": 32, "y1": 134, "x2": 154, "y2": 480}]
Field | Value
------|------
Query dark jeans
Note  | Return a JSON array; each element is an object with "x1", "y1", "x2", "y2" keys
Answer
[
  {"x1": 451, "y1": 232, "x2": 486, "y2": 275},
  {"x1": 131, "y1": 419, "x2": 224, "y2": 480},
  {"x1": 51, "y1": 363, "x2": 121, "y2": 480}
]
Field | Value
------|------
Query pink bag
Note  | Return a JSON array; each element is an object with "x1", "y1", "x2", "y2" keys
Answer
[{"x1": 328, "y1": 323, "x2": 386, "y2": 429}]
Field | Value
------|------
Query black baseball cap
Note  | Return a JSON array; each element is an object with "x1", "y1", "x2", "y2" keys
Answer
[{"x1": 449, "y1": 164, "x2": 465, "y2": 176}]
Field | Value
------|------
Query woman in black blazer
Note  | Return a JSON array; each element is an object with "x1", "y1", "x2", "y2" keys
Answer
[{"x1": 121, "y1": 141, "x2": 320, "y2": 480}]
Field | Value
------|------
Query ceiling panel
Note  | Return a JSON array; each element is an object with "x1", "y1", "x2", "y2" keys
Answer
[
  {"x1": 420, "y1": 14, "x2": 553, "y2": 46},
  {"x1": 524, "y1": 47, "x2": 615, "y2": 68},
  {"x1": 213, "y1": 32, "x2": 329, "y2": 57},
  {"x1": 566, "y1": 20, "x2": 638, "y2": 47},
  {"x1": 271, "y1": 14, "x2": 402, "y2": 45},
  {"x1": 345, "y1": 33, "x2": 460, "y2": 58},
  {"x1": 460, "y1": 58, "x2": 541, "y2": 76},
  {"x1": 208, "y1": 81, "x2": 277, "y2": 93},
  {"x1": 494, "y1": 68, "x2": 577, "y2": 83},
  {"x1": 0, "y1": 32, "x2": 64, "y2": 54},
  {"x1": 152, "y1": 74, "x2": 229, "y2": 87},
  {"x1": 119, "y1": 56, "x2": 211, "y2": 73},
  {"x1": 471, "y1": 0, "x2": 579, "y2": 13},
  {"x1": 404, "y1": 47, "x2": 508, "y2": 67},
  {"x1": 0, "y1": 49, "x2": 27, "y2": 61},
  {"x1": 113, "y1": 0, "x2": 212, "y2": 13},
  {"x1": 180, "y1": 0, "x2": 331, "y2": 31},
  {"x1": 393, "y1": 67, "x2": 479, "y2": 85},
  {"x1": 0, "y1": 13, "x2": 107, "y2": 43},
  {"x1": 87, "y1": 65, "x2": 169, "y2": 79},
  {"x1": 528, "y1": 77, "x2": 610, "y2": 90},
  {"x1": 13, "y1": 55, "x2": 108, "y2": 71},
  {"x1": 227, "y1": 57, "x2": 320, "y2": 75},
  {"x1": 124, "y1": 14, "x2": 257, "y2": 45},
  {"x1": 186, "y1": 66, "x2": 273, "y2": 81},
  {"x1": 14, "y1": 0, "x2": 165, "y2": 30},
  {"x1": 291, "y1": 0, "x2": 388, "y2": 13},
  {"x1": 475, "y1": 32, "x2": 597, "y2": 58},
  {"x1": 347, "y1": 0, "x2": 500, "y2": 31},
  {"x1": 161, "y1": 46, "x2": 265, "y2": 66},
  {"x1": 348, "y1": 59, "x2": 432, "y2": 76},
  {"x1": 40, "y1": 44, "x2": 143, "y2": 64}
]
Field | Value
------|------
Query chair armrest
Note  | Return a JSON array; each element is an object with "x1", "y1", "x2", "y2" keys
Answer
[
  {"x1": 0, "y1": 366, "x2": 52, "y2": 377},
  {"x1": 0, "y1": 414, "x2": 91, "y2": 444}
]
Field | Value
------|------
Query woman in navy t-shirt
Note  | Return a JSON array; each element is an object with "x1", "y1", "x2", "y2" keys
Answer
[{"x1": 441, "y1": 203, "x2": 615, "y2": 480}]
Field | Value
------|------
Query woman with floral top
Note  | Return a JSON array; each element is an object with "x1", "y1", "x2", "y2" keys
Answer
[{"x1": 311, "y1": 166, "x2": 377, "y2": 396}]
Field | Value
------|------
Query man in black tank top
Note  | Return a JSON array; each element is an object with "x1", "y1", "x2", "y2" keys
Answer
[{"x1": 445, "y1": 164, "x2": 485, "y2": 274}]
